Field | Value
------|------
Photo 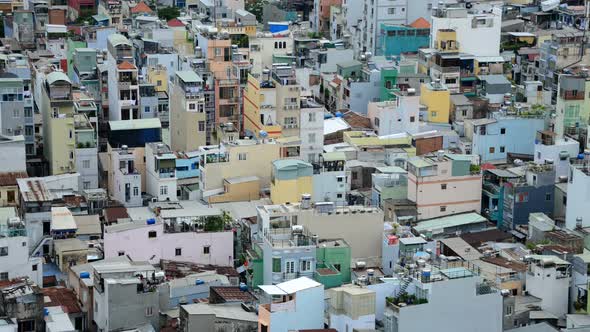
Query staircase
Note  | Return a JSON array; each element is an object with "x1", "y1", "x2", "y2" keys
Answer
[
  {"x1": 30, "y1": 236, "x2": 51, "y2": 257},
  {"x1": 397, "y1": 276, "x2": 412, "y2": 297}
]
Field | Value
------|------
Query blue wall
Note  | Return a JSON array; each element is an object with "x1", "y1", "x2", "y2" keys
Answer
[
  {"x1": 378, "y1": 25, "x2": 430, "y2": 57},
  {"x1": 176, "y1": 156, "x2": 200, "y2": 179}
]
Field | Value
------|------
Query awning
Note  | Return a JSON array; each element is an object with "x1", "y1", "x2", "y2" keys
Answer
[{"x1": 259, "y1": 285, "x2": 287, "y2": 295}]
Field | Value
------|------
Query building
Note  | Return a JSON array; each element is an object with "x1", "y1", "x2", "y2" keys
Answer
[
  {"x1": 525, "y1": 255, "x2": 571, "y2": 319},
  {"x1": 566, "y1": 159, "x2": 590, "y2": 230},
  {"x1": 554, "y1": 73, "x2": 590, "y2": 138},
  {"x1": 466, "y1": 111, "x2": 546, "y2": 163},
  {"x1": 178, "y1": 302, "x2": 258, "y2": 331},
  {"x1": 377, "y1": 21, "x2": 430, "y2": 57},
  {"x1": 367, "y1": 92, "x2": 420, "y2": 137},
  {"x1": 0, "y1": 135, "x2": 26, "y2": 174},
  {"x1": 327, "y1": 285, "x2": 376, "y2": 331},
  {"x1": 534, "y1": 130, "x2": 579, "y2": 181},
  {"x1": 420, "y1": 81, "x2": 451, "y2": 124},
  {"x1": 382, "y1": 265, "x2": 503, "y2": 332},
  {"x1": 198, "y1": 139, "x2": 280, "y2": 201},
  {"x1": 270, "y1": 159, "x2": 313, "y2": 205},
  {"x1": 107, "y1": 144, "x2": 142, "y2": 207},
  {"x1": 0, "y1": 279, "x2": 44, "y2": 332},
  {"x1": 103, "y1": 203, "x2": 233, "y2": 266},
  {"x1": 107, "y1": 34, "x2": 139, "y2": 121},
  {"x1": 0, "y1": 172, "x2": 27, "y2": 207},
  {"x1": 0, "y1": 208, "x2": 42, "y2": 285},
  {"x1": 407, "y1": 153, "x2": 482, "y2": 220},
  {"x1": 258, "y1": 277, "x2": 324, "y2": 332},
  {"x1": 145, "y1": 142, "x2": 177, "y2": 202},
  {"x1": 412, "y1": 212, "x2": 490, "y2": 238},
  {"x1": 257, "y1": 202, "x2": 383, "y2": 261},
  {"x1": 371, "y1": 166, "x2": 408, "y2": 208},
  {"x1": 170, "y1": 71, "x2": 207, "y2": 152},
  {"x1": 312, "y1": 152, "x2": 349, "y2": 204}
]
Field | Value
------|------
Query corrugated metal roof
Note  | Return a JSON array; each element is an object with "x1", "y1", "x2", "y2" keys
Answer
[
  {"x1": 413, "y1": 213, "x2": 487, "y2": 233},
  {"x1": 109, "y1": 118, "x2": 161, "y2": 131},
  {"x1": 46, "y1": 71, "x2": 71, "y2": 85},
  {"x1": 176, "y1": 71, "x2": 202, "y2": 83}
]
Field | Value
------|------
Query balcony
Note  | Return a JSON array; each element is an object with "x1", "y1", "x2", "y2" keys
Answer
[
  {"x1": 158, "y1": 169, "x2": 176, "y2": 179},
  {"x1": 431, "y1": 64, "x2": 460, "y2": 73}
]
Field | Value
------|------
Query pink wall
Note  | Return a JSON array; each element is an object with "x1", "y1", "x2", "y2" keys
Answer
[{"x1": 104, "y1": 223, "x2": 234, "y2": 266}]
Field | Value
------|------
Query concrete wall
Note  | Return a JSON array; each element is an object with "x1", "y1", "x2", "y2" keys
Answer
[
  {"x1": 75, "y1": 147, "x2": 99, "y2": 189},
  {"x1": 566, "y1": 166, "x2": 590, "y2": 230},
  {"x1": 95, "y1": 281, "x2": 159, "y2": 331},
  {"x1": 0, "y1": 138, "x2": 26, "y2": 172},
  {"x1": 0, "y1": 234, "x2": 43, "y2": 286},
  {"x1": 103, "y1": 223, "x2": 234, "y2": 266}
]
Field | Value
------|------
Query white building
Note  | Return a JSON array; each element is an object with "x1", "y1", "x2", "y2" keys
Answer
[
  {"x1": 107, "y1": 34, "x2": 140, "y2": 121},
  {"x1": 249, "y1": 33, "x2": 293, "y2": 75},
  {"x1": 357, "y1": 0, "x2": 409, "y2": 54},
  {"x1": 145, "y1": 142, "x2": 177, "y2": 202},
  {"x1": 299, "y1": 98, "x2": 325, "y2": 163},
  {"x1": 258, "y1": 277, "x2": 325, "y2": 332},
  {"x1": 534, "y1": 133, "x2": 579, "y2": 181},
  {"x1": 109, "y1": 145, "x2": 142, "y2": 207},
  {"x1": 75, "y1": 144, "x2": 99, "y2": 190},
  {"x1": 0, "y1": 135, "x2": 26, "y2": 173},
  {"x1": 565, "y1": 160, "x2": 590, "y2": 230},
  {"x1": 0, "y1": 208, "x2": 43, "y2": 286},
  {"x1": 525, "y1": 255, "x2": 571, "y2": 319},
  {"x1": 367, "y1": 94, "x2": 420, "y2": 137},
  {"x1": 430, "y1": 4, "x2": 502, "y2": 58},
  {"x1": 383, "y1": 266, "x2": 503, "y2": 332},
  {"x1": 312, "y1": 152, "x2": 349, "y2": 204}
]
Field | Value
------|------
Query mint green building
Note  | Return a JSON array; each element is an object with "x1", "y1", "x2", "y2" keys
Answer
[
  {"x1": 380, "y1": 67, "x2": 399, "y2": 101},
  {"x1": 315, "y1": 239, "x2": 352, "y2": 289}
]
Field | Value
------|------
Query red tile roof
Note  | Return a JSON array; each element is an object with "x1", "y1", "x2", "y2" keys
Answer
[
  {"x1": 167, "y1": 18, "x2": 184, "y2": 27},
  {"x1": 0, "y1": 172, "x2": 28, "y2": 186},
  {"x1": 210, "y1": 286, "x2": 257, "y2": 303},
  {"x1": 117, "y1": 61, "x2": 136, "y2": 70},
  {"x1": 131, "y1": 1, "x2": 153, "y2": 14},
  {"x1": 409, "y1": 17, "x2": 431, "y2": 29},
  {"x1": 104, "y1": 207, "x2": 129, "y2": 224}
]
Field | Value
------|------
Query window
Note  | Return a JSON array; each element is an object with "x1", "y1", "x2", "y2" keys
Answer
[
  {"x1": 133, "y1": 187, "x2": 139, "y2": 196},
  {"x1": 70, "y1": 151, "x2": 74, "y2": 160},
  {"x1": 148, "y1": 231, "x2": 157, "y2": 238},
  {"x1": 13, "y1": 109, "x2": 19, "y2": 117},
  {"x1": 337, "y1": 177, "x2": 344, "y2": 183},
  {"x1": 0, "y1": 247, "x2": 7, "y2": 256},
  {"x1": 272, "y1": 257, "x2": 281, "y2": 272},
  {"x1": 431, "y1": 111, "x2": 437, "y2": 117},
  {"x1": 160, "y1": 186, "x2": 168, "y2": 195},
  {"x1": 82, "y1": 160, "x2": 90, "y2": 169},
  {"x1": 500, "y1": 146, "x2": 505, "y2": 153},
  {"x1": 308, "y1": 112, "x2": 316, "y2": 122},
  {"x1": 500, "y1": 128, "x2": 506, "y2": 134},
  {"x1": 285, "y1": 261, "x2": 295, "y2": 273},
  {"x1": 0, "y1": 272, "x2": 7, "y2": 281},
  {"x1": 118, "y1": 251, "x2": 125, "y2": 256},
  {"x1": 308, "y1": 133, "x2": 316, "y2": 143},
  {"x1": 506, "y1": 305, "x2": 513, "y2": 316},
  {"x1": 516, "y1": 192, "x2": 529, "y2": 203},
  {"x1": 203, "y1": 246, "x2": 210, "y2": 254},
  {"x1": 145, "y1": 307, "x2": 153, "y2": 316},
  {"x1": 440, "y1": 206, "x2": 447, "y2": 212},
  {"x1": 441, "y1": 184, "x2": 447, "y2": 190},
  {"x1": 410, "y1": 116, "x2": 415, "y2": 122},
  {"x1": 238, "y1": 153, "x2": 247, "y2": 160},
  {"x1": 215, "y1": 48, "x2": 222, "y2": 56},
  {"x1": 337, "y1": 193, "x2": 343, "y2": 198},
  {"x1": 388, "y1": 7, "x2": 396, "y2": 14},
  {"x1": 83, "y1": 181, "x2": 90, "y2": 190},
  {"x1": 545, "y1": 193, "x2": 551, "y2": 201},
  {"x1": 157, "y1": 80, "x2": 162, "y2": 86},
  {"x1": 144, "y1": 106, "x2": 150, "y2": 113},
  {"x1": 32, "y1": 264, "x2": 37, "y2": 271},
  {"x1": 489, "y1": 147, "x2": 495, "y2": 153},
  {"x1": 198, "y1": 121, "x2": 205, "y2": 131},
  {"x1": 189, "y1": 103, "x2": 196, "y2": 110},
  {"x1": 462, "y1": 110, "x2": 467, "y2": 117},
  {"x1": 175, "y1": 248, "x2": 182, "y2": 256},
  {"x1": 301, "y1": 260, "x2": 312, "y2": 272}
]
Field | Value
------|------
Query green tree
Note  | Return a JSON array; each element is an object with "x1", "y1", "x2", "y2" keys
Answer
[
  {"x1": 157, "y1": 6, "x2": 180, "y2": 21},
  {"x1": 245, "y1": 0, "x2": 268, "y2": 22}
]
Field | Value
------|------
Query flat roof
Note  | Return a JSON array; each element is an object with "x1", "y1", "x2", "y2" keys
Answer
[
  {"x1": 440, "y1": 237, "x2": 483, "y2": 261},
  {"x1": 74, "y1": 214, "x2": 101, "y2": 235},
  {"x1": 260, "y1": 277, "x2": 321, "y2": 295},
  {"x1": 322, "y1": 151, "x2": 346, "y2": 162},
  {"x1": 181, "y1": 303, "x2": 258, "y2": 322},
  {"x1": 413, "y1": 213, "x2": 487, "y2": 234},
  {"x1": 109, "y1": 118, "x2": 161, "y2": 131},
  {"x1": 53, "y1": 238, "x2": 87, "y2": 253},
  {"x1": 51, "y1": 207, "x2": 77, "y2": 232},
  {"x1": 176, "y1": 71, "x2": 202, "y2": 83}
]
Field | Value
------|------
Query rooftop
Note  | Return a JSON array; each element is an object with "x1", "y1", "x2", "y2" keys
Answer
[
  {"x1": 413, "y1": 212, "x2": 488, "y2": 234},
  {"x1": 42, "y1": 286, "x2": 81, "y2": 313}
]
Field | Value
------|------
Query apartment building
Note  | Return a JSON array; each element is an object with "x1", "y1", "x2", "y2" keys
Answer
[
  {"x1": 0, "y1": 208, "x2": 43, "y2": 285},
  {"x1": 566, "y1": 158, "x2": 590, "y2": 230},
  {"x1": 198, "y1": 139, "x2": 280, "y2": 200},
  {"x1": 525, "y1": 255, "x2": 571, "y2": 319},
  {"x1": 170, "y1": 70, "x2": 207, "y2": 152},
  {"x1": 382, "y1": 264, "x2": 502, "y2": 332},
  {"x1": 107, "y1": 34, "x2": 140, "y2": 121},
  {"x1": 420, "y1": 80, "x2": 451, "y2": 124},
  {"x1": 407, "y1": 153, "x2": 482, "y2": 220},
  {"x1": 107, "y1": 144, "x2": 142, "y2": 207},
  {"x1": 103, "y1": 203, "x2": 233, "y2": 266},
  {"x1": 257, "y1": 202, "x2": 383, "y2": 260},
  {"x1": 258, "y1": 277, "x2": 324, "y2": 332},
  {"x1": 270, "y1": 159, "x2": 313, "y2": 205},
  {"x1": 145, "y1": 142, "x2": 177, "y2": 202},
  {"x1": 554, "y1": 73, "x2": 590, "y2": 138},
  {"x1": 312, "y1": 152, "x2": 349, "y2": 204},
  {"x1": 327, "y1": 285, "x2": 376, "y2": 331},
  {"x1": 367, "y1": 92, "x2": 420, "y2": 136}
]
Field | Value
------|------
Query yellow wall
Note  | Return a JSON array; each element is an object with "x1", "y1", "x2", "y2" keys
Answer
[
  {"x1": 147, "y1": 67, "x2": 168, "y2": 93},
  {"x1": 271, "y1": 176, "x2": 313, "y2": 204},
  {"x1": 202, "y1": 143, "x2": 281, "y2": 192},
  {"x1": 435, "y1": 30, "x2": 458, "y2": 51},
  {"x1": 243, "y1": 74, "x2": 282, "y2": 138},
  {"x1": 49, "y1": 117, "x2": 76, "y2": 174},
  {"x1": 420, "y1": 84, "x2": 450, "y2": 123},
  {"x1": 208, "y1": 179, "x2": 260, "y2": 203}
]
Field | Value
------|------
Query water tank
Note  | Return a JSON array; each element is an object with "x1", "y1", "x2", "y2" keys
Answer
[
  {"x1": 421, "y1": 268, "x2": 431, "y2": 281},
  {"x1": 577, "y1": 153, "x2": 585, "y2": 160},
  {"x1": 195, "y1": 279, "x2": 205, "y2": 285},
  {"x1": 195, "y1": 46, "x2": 203, "y2": 58},
  {"x1": 335, "y1": 111, "x2": 343, "y2": 118},
  {"x1": 154, "y1": 271, "x2": 165, "y2": 279},
  {"x1": 146, "y1": 218, "x2": 156, "y2": 225},
  {"x1": 356, "y1": 261, "x2": 366, "y2": 269},
  {"x1": 301, "y1": 193, "x2": 311, "y2": 209},
  {"x1": 291, "y1": 225, "x2": 304, "y2": 234},
  {"x1": 367, "y1": 269, "x2": 375, "y2": 277},
  {"x1": 79, "y1": 271, "x2": 90, "y2": 279},
  {"x1": 239, "y1": 282, "x2": 248, "y2": 291}
]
